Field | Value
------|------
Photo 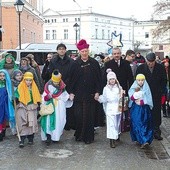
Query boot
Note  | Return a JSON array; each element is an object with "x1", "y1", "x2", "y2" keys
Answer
[
  {"x1": 46, "y1": 134, "x2": 51, "y2": 146},
  {"x1": 27, "y1": 134, "x2": 34, "y2": 145},
  {"x1": 19, "y1": 136, "x2": 26, "y2": 148},
  {"x1": 2, "y1": 129, "x2": 6, "y2": 138},
  {"x1": 0, "y1": 133, "x2": 3, "y2": 142},
  {"x1": 110, "y1": 139, "x2": 115, "y2": 148}
]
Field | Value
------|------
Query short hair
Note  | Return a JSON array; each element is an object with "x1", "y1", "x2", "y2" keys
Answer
[
  {"x1": 56, "y1": 43, "x2": 67, "y2": 50},
  {"x1": 126, "y1": 50, "x2": 135, "y2": 56}
]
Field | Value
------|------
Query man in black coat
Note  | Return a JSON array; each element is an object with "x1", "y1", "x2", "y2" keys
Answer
[
  {"x1": 41, "y1": 53, "x2": 54, "y2": 83},
  {"x1": 136, "y1": 52, "x2": 167, "y2": 140},
  {"x1": 48, "y1": 43, "x2": 76, "y2": 130},
  {"x1": 103, "y1": 47, "x2": 134, "y2": 96}
]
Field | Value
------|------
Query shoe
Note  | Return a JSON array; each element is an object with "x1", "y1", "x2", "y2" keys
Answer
[
  {"x1": 140, "y1": 142, "x2": 149, "y2": 149},
  {"x1": 154, "y1": 135, "x2": 163, "y2": 140},
  {"x1": 0, "y1": 133, "x2": 3, "y2": 142},
  {"x1": 75, "y1": 137, "x2": 82, "y2": 142},
  {"x1": 110, "y1": 139, "x2": 115, "y2": 148},
  {"x1": 2, "y1": 129, "x2": 6, "y2": 138},
  {"x1": 85, "y1": 140, "x2": 93, "y2": 144},
  {"x1": 19, "y1": 141, "x2": 24, "y2": 148},
  {"x1": 28, "y1": 141, "x2": 33, "y2": 145},
  {"x1": 19, "y1": 136, "x2": 25, "y2": 148},
  {"x1": 46, "y1": 134, "x2": 51, "y2": 146}
]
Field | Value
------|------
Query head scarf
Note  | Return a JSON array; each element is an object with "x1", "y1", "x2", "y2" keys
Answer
[
  {"x1": 18, "y1": 72, "x2": 41, "y2": 105},
  {"x1": 128, "y1": 78, "x2": 153, "y2": 109},
  {"x1": 0, "y1": 53, "x2": 18, "y2": 70}
]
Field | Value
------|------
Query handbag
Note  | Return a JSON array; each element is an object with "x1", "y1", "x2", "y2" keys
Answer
[
  {"x1": 39, "y1": 103, "x2": 54, "y2": 116},
  {"x1": 118, "y1": 94, "x2": 129, "y2": 112}
]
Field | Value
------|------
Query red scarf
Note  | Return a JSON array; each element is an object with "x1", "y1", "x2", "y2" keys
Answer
[{"x1": 44, "y1": 80, "x2": 66, "y2": 98}]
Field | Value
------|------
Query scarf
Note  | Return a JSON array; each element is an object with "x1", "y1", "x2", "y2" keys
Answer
[
  {"x1": 18, "y1": 79, "x2": 41, "y2": 105},
  {"x1": 41, "y1": 80, "x2": 66, "y2": 134},
  {"x1": 44, "y1": 80, "x2": 66, "y2": 98}
]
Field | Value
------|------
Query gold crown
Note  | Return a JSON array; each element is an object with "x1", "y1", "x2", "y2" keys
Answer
[
  {"x1": 24, "y1": 72, "x2": 33, "y2": 80},
  {"x1": 136, "y1": 74, "x2": 145, "y2": 80},
  {"x1": 51, "y1": 72, "x2": 62, "y2": 83}
]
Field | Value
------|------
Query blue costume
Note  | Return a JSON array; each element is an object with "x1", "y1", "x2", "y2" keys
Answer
[
  {"x1": 128, "y1": 79, "x2": 153, "y2": 145},
  {"x1": 0, "y1": 69, "x2": 15, "y2": 140}
]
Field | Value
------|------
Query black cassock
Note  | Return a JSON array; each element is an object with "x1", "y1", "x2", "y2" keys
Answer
[{"x1": 69, "y1": 57, "x2": 102, "y2": 143}]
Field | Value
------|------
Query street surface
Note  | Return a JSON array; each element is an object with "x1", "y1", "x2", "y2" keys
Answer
[{"x1": 0, "y1": 117, "x2": 170, "y2": 170}]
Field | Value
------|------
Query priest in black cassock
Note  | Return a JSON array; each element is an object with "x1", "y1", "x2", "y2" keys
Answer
[{"x1": 69, "y1": 39, "x2": 102, "y2": 144}]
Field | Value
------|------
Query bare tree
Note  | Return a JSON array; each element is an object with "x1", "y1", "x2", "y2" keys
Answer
[
  {"x1": 153, "y1": 0, "x2": 170, "y2": 38},
  {"x1": 134, "y1": 40, "x2": 143, "y2": 51}
]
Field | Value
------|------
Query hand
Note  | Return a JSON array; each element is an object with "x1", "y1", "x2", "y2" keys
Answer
[
  {"x1": 135, "y1": 99, "x2": 140, "y2": 105},
  {"x1": 48, "y1": 93, "x2": 52, "y2": 99},
  {"x1": 94, "y1": 93, "x2": 99, "y2": 101},
  {"x1": 69, "y1": 93, "x2": 75, "y2": 101}
]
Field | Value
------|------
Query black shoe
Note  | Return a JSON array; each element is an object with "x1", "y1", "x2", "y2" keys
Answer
[
  {"x1": 110, "y1": 139, "x2": 115, "y2": 148},
  {"x1": 19, "y1": 141, "x2": 24, "y2": 148},
  {"x1": 2, "y1": 129, "x2": 6, "y2": 138},
  {"x1": 75, "y1": 137, "x2": 82, "y2": 141},
  {"x1": 85, "y1": 141, "x2": 91, "y2": 144},
  {"x1": 0, "y1": 133, "x2": 3, "y2": 142},
  {"x1": 154, "y1": 135, "x2": 163, "y2": 140},
  {"x1": 46, "y1": 134, "x2": 51, "y2": 146},
  {"x1": 27, "y1": 134, "x2": 34, "y2": 145}
]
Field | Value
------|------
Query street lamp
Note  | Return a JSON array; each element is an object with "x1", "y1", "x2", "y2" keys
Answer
[
  {"x1": 14, "y1": 0, "x2": 24, "y2": 50},
  {"x1": 73, "y1": 23, "x2": 79, "y2": 44},
  {"x1": 73, "y1": 0, "x2": 81, "y2": 39}
]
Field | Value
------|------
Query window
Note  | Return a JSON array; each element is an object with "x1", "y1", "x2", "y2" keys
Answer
[
  {"x1": 95, "y1": 29, "x2": 98, "y2": 39},
  {"x1": 63, "y1": 18, "x2": 68, "y2": 22},
  {"x1": 102, "y1": 29, "x2": 105, "y2": 39},
  {"x1": 159, "y1": 45, "x2": 163, "y2": 50},
  {"x1": 95, "y1": 18, "x2": 98, "y2": 22},
  {"x1": 145, "y1": 32, "x2": 149, "y2": 38},
  {"x1": 52, "y1": 30, "x2": 56, "y2": 40},
  {"x1": 64, "y1": 29, "x2": 68, "y2": 39},
  {"x1": 45, "y1": 30, "x2": 50, "y2": 40},
  {"x1": 107, "y1": 30, "x2": 110, "y2": 39}
]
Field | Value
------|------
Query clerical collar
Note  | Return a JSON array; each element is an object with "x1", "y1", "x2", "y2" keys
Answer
[{"x1": 59, "y1": 56, "x2": 64, "y2": 59}]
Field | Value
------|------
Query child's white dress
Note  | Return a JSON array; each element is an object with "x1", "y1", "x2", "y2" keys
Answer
[{"x1": 99, "y1": 84, "x2": 121, "y2": 140}]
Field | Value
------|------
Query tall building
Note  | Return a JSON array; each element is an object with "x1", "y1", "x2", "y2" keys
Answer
[
  {"x1": 43, "y1": 8, "x2": 134, "y2": 55},
  {"x1": 0, "y1": 0, "x2": 43, "y2": 49}
]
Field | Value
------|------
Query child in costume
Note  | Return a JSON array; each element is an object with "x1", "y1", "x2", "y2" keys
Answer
[
  {"x1": 15, "y1": 72, "x2": 41, "y2": 148},
  {"x1": 11, "y1": 69, "x2": 23, "y2": 91},
  {"x1": 98, "y1": 69, "x2": 124, "y2": 148},
  {"x1": 40, "y1": 70, "x2": 73, "y2": 146},
  {"x1": 0, "y1": 69, "x2": 15, "y2": 141},
  {"x1": 128, "y1": 74, "x2": 153, "y2": 149}
]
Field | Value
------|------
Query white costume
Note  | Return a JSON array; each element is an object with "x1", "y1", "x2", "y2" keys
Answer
[
  {"x1": 99, "y1": 71, "x2": 122, "y2": 140},
  {"x1": 41, "y1": 84, "x2": 72, "y2": 141}
]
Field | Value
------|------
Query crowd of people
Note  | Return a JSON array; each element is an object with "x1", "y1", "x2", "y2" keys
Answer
[{"x1": 0, "y1": 39, "x2": 169, "y2": 150}]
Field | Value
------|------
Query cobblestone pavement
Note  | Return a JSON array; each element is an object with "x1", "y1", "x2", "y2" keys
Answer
[{"x1": 0, "y1": 118, "x2": 170, "y2": 170}]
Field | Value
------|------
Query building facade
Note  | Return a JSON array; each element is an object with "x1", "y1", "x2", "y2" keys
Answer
[
  {"x1": 43, "y1": 8, "x2": 134, "y2": 55},
  {"x1": 0, "y1": 0, "x2": 43, "y2": 49}
]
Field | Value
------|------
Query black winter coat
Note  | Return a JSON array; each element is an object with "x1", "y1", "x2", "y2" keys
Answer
[
  {"x1": 48, "y1": 54, "x2": 76, "y2": 92},
  {"x1": 103, "y1": 59, "x2": 134, "y2": 94}
]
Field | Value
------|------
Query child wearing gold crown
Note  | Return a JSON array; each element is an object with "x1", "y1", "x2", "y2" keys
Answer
[
  {"x1": 40, "y1": 70, "x2": 73, "y2": 146},
  {"x1": 15, "y1": 72, "x2": 41, "y2": 148},
  {"x1": 128, "y1": 74, "x2": 153, "y2": 149}
]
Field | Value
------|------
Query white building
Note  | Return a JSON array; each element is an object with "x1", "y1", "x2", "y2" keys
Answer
[
  {"x1": 42, "y1": 8, "x2": 134, "y2": 55},
  {"x1": 134, "y1": 20, "x2": 159, "y2": 55}
]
